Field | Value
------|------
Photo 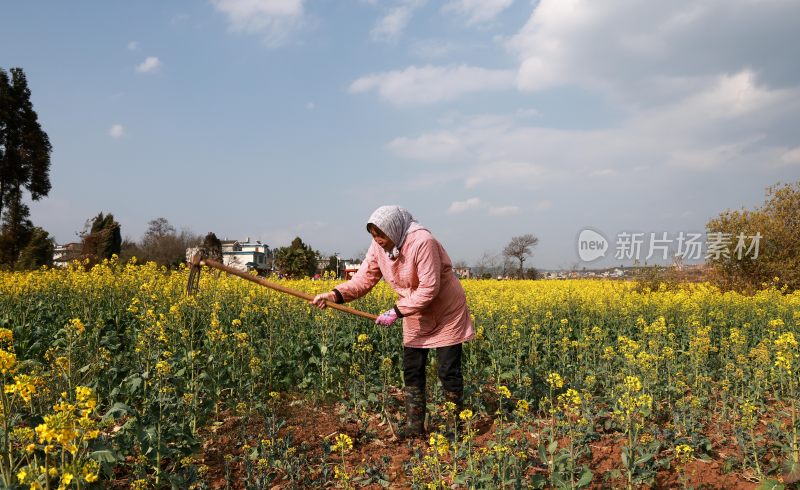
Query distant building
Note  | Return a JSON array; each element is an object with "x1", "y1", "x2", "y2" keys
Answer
[
  {"x1": 221, "y1": 238, "x2": 272, "y2": 273},
  {"x1": 453, "y1": 267, "x2": 472, "y2": 279},
  {"x1": 53, "y1": 243, "x2": 82, "y2": 267},
  {"x1": 316, "y1": 258, "x2": 332, "y2": 275},
  {"x1": 343, "y1": 261, "x2": 362, "y2": 279}
]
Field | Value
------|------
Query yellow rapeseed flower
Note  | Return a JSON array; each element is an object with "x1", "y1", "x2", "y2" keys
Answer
[
  {"x1": 546, "y1": 372, "x2": 564, "y2": 389},
  {"x1": 0, "y1": 349, "x2": 17, "y2": 374},
  {"x1": 331, "y1": 433, "x2": 353, "y2": 453}
]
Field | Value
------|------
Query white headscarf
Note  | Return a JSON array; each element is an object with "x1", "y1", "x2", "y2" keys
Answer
[{"x1": 367, "y1": 205, "x2": 419, "y2": 259}]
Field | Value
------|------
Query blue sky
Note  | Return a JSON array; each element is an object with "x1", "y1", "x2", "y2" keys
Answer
[{"x1": 2, "y1": 0, "x2": 798, "y2": 269}]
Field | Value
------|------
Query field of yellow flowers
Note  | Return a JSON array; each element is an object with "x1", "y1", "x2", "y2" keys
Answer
[{"x1": 1, "y1": 258, "x2": 799, "y2": 489}]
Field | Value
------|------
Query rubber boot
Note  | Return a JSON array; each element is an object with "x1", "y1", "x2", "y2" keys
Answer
[{"x1": 396, "y1": 386, "x2": 425, "y2": 439}]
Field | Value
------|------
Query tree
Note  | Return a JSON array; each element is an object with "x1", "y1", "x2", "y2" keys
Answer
[
  {"x1": 119, "y1": 237, "x2": 141, "y2": 264},
  {"x1": 706, "y1": 181, "x2": 800, "y2": 292},
  {"x1": 274, "y1": 237, "x2": 318, "y2": 277},
  {"x1": 0, "y1": 191, "x2": 33, "y2": 266},
  {"x1": 143, "y1": 217, "x2": 174, "y2": 241},
  {"x1": 0, "y1": 67, "x2": 52, "y2": 219},
  {"x1": 16, "y1": 226, "x2": 53, "y2": 269},
  {"x1": 80, "y1": 212, "x2": 122, "y2": 263},
  {"x1": 524, "y1": 266, "x2": 540, "y2": 280},
  {"x1": 0, "y1": 67, "x2": 52, "y2": 268},
  {"x1": 503, "y1": 234, "x2": 539, "y2": 278},
  {"x1": 324, "y1": 254, "x2": 339, "y2": 276},
  {"x1": 474, "y1": 250, "x2": 501, "y2": 279},
  {"x1": 91, "y1": 213, "x2": 121, "y2": 258},
  {"x1": 201, "y1": 232, "x2": 223, "y2": 263},
  {"x1": 137, "y1": 217, "x2": 201, "y2": 267}
]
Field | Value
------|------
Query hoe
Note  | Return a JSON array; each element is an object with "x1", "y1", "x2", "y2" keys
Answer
[{"x1": 185, "y1": 249, "x2": 378, "y2": 321}]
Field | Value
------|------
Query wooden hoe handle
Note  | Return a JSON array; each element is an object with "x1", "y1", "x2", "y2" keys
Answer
[{"x1": 187, "y1": 254, "x2": 378, "y2": 322}]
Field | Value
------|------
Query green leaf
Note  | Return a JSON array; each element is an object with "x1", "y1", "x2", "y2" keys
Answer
[
  {"x1": 577, "y1": 468, "x2": 593, "y2": 487},
  {"x1": 547, "y1": 440, "x2": 558, "y2": 453},
  {"x1": 756, "y1": 479, "x2": 784, "y2": 490},
  {"x1": 102, "y1": 402, "x2": 133, "y2": 420},
  {"x1": 125, "y1": 376, "x2": 142, "y2": 394},
  {"x1": 782, "y1": 457, "x2": 800, "y2": 475},
  {"x1": 530, "y1": 474, "x2": 548, "y2": 489},
  {"x1": 554, "y1": 452, "x2": 570, "y2": 464},
  {"x1": 90, "y1": 450, "x2": 118, "y2": 463}
]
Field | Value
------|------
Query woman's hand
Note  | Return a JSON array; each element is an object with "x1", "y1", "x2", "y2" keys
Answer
[
  {"x1": 311, "y1": 291, "x2": 336, "y2": 309},
  {"x1": 375, "y1": 309, "x2": 399, "y2": 326}
]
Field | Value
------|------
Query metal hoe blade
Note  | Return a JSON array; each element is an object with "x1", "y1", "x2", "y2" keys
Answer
[{"x1": 186, "y1": 249, "x2": 204, "y2": 296}]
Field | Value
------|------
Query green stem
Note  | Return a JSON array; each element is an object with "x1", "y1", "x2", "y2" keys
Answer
[
  {"x1": 750, "y1": 428, "x2": 761, "y2": 477},
  {"x1": 1, "y1": 380, "x2": 11, "y2": 487}
]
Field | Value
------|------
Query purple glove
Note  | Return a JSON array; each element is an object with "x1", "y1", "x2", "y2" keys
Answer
[{"x1": 375, "y1": 309, "x2": 399, "y2": 326}]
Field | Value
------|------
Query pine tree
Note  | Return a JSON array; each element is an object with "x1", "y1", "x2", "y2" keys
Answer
[
  {"x1": 0, "y1": 67, "x2": 52, "y2": 218},
  {"x1": 274, "y1": 237, "x2": 319, "y2": 277},
  {"x1": 16, "y1": 227, "x2": 54, "y2": 269},
  {"x1": 202, "y1": 232, "x2": 223, "y2": 262},
  {"x1": 81, "y1": 213, "x2": 122, "y2": 263},
  {"x1": 0, "y1": 191, "x2": 33, "y2": 266},
  {"x1": 0, "y1": 67, "x2": 53, "y2": 267}
]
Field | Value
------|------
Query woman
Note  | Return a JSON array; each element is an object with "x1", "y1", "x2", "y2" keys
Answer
[{"x1": 311, "y1": 205, "x2": 474, "y2": 439}]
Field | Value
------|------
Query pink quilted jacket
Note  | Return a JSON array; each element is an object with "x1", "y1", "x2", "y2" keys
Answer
[{"x1": 334, "y1": 223, "x2": 474, "y2": 348}]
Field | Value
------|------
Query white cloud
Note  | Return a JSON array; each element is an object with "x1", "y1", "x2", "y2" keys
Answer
[
  {"x1": 109, "y1": 124, "x2": 125, "y2": 139},
  {"x1": 306, "y1": 101, "x2": 315, "y2": 110},
  {"x1": 507, "y1": 0, "x2": 800, "y2": 98},
  {"x1": 135, "y1": 57, "x2": 161, "y2": 73},
  {"x1": 388, "y1": 131, "x2": 466, "y2": 161},
  {"x1": 410, "y1": 39, "x2": 459, "y2": 59},
  {"x1": 447, "y1": 198, "x2": 521, "y2": 216},
  {"x1": 448, "y1": 197, "x2": 483, "y2": 213},
  {"x1": 371, "y1": 0, "x2": 425, "y2": 43},
  {"x1": 210, "y1": 0, "x2": 304, "y2": 47},
  {"x1": 534, "y1": 200, "x2": 552, "y2": 212},
  {"x1": 465, "y1": 161, "x2": 548, "y2": 189},
  {"x1": 127, "y1": 41, "x2": 139, "y2": 51},
  {"x1": 643, "y1": 71, "x2": 787, "y2": 127},
  {"x1": 780, "y1": 147, "x2": 800, "y2": 166},
  {"x1": 386, "y1": 67, "x2": 800, "y2": 192},
  {"x1": 665, "y1": 136, "x2": 766, "y2": 170},
  {"x1": 590, "y1": 168, "x2": 616, "y2": 177},
  {"x1": 350, "y1": 64, "x2": 515, "y2": 105},
  {"x1": 442, "y1": 0, "x2": 514, "y2": 25},
  {"x1": 488, "y1": 205, "x2": 520, "y2": 216}
]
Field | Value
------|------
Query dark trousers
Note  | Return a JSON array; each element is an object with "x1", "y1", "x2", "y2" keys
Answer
[{"x1": 403, "y1": 343, "x2": 463, "y2": 393}]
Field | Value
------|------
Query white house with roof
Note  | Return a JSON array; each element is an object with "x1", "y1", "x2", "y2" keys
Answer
[
  {"x1": 221, "y1": 238, "x2": 272, "y2": 273},
  {"x1": 343, "y1": 260, "x2": 362, "y2": 279},
  {"x1": 52, "y1": 242, "x2": 82, "y2": 267}
]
